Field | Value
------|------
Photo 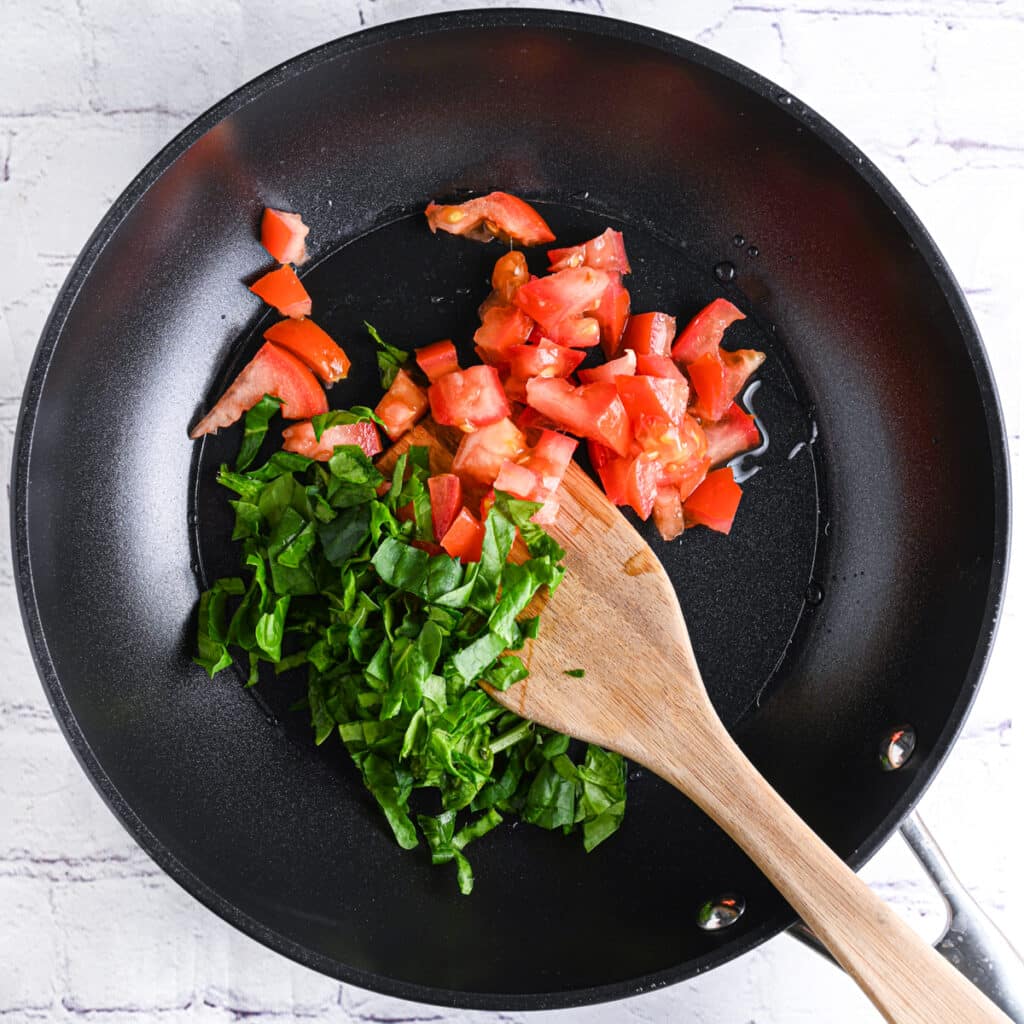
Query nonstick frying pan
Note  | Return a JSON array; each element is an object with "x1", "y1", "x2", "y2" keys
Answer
[{"x1": 12, "y1": 8, "x2": 1010, "y2": 1011}]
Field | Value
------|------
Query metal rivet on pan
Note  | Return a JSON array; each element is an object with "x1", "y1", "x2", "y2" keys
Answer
[
  {"x1": 880, "y1": 726, "x2": 916, "y2": 771},
  {"x1": 696, "y1": 894, "x2": 746, "y2": 931}
]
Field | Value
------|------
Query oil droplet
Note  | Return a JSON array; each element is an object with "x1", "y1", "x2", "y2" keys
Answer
[
  {"x1": 429, "y1": 295, "x2": 446, "y2": 305},
  {"x1": 804, "y1": 581, "x2": 824, "y2": 606},
  {"x1": 190, "y1": 562, "x2": 201, "y2": 576},
  {"x1": 732, "y1": 233, "x2": 745, "y2": 248},
  {"x1": 713, "y1": 260, "x2": 736, "y2": 283},
  {"x1": 777, "y1": 93, "x2": 793, "y2": 106},
  {"x1": 747, "y1": 244, "x2": 760, "y2": 258},
  {"x1": 454, "y1": 286, "x2": 471, "y2": 296},
  {"x1": 569, "y1": 189, "x2": 591, "y2": 201},
  {"x1": 187, "y1": 512, "x2": 198, "y2": 527}
]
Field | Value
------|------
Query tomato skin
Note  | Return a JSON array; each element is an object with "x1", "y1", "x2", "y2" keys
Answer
[
  {"x1": 441, "y1": 507, "x2": 485, "y2": 563},
  {"x1": 652, "y1": 486, "x2": 685, "y2": 541},
  {"x1": 547, "y1": 228, "x2": 631, "y2": 274},
  {"x1": 491, "y1": 250, "x2": 530, "y2": 302},
  {"x1": 595, "y1": 274, "x2": 631, "y2": 357},
  {"x1": 249, "y1": 265, "x2": 312, "y2": 318},
  {"x1": 704, "y1": 403, "x2": 761, "y2": 466},
  {"x1": 688, "y1": 348, "x2": 765, "y2": 421},
  {"x1": 189, "y1": 342, "x2": 327, "y2": 438},
  {"x1": 549, "y1": 316, "x2": 602, "y2": 348},
  {"x1": 374, "y1": 368, "x2": 429, "y2": 441},
  {"x1": 263, "y1": 317, "x2": 350, "y2": 384},
  {"x1": 578, "y1": 349, "x2": 637, "y2": 384},
  {"x1": 525, "y1": 377, "x2": 631, "y2": 456},
  {"x1": 635, "y1": 354, "x2": 686, "y2": 381},
  {"x1": 427, "y1": 474, "x2": 463, "y2": 543},
  {"x1": 260, "y1": 208, "x2": 309, "y2": 265},
  {"x1": 507, "y1": 339, "x2": 586, "y2": 380},
  {"x1": 622, "y1": 312, "x2": 677, "y2": 357},
  {"x1": 616, "y1": 375, "x2": 690, "y2": 425},
  {"x1": 429, "y1": 364, "x2": 511, "y2": 431},
  {"x1": 684, "y1": 467, "x2": 743, "y2": 534},
  {"x1": 671, "y1": 298, "x2": 745, "y2": 363},
  {"x1": 451, "y1": 417, "x2": 527, "y2": 486},
  {"x1": 721, "y1": 348, "x2": 766, "y2": 407},
  {"x1": 281, "y1": 419, "x2": 381, "y2": 460},
  {"x1": 425, "y1": 191, "x2": 555, "y2": 246},
  {"x1": 474, "y1": 305, "x2": 533, "y2": 366},
  {"x1": 514, "y1": 267, "x2": 610, "y2": 332},
  {"x1": 414, "y1": 339, "x2": 460, "y2": 383}
]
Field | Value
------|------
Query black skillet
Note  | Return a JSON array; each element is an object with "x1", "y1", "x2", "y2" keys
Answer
[{"x1": 11, "y1": 9, "x2": 1010, "y2": 1012}]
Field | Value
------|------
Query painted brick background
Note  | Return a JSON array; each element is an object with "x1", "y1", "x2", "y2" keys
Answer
[{"x1": 1, "y1": 1, "x2": 1021, "y2": 1021}]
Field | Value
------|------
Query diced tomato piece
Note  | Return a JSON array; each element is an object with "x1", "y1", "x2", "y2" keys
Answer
[
  {"x1": 594, "y1": 455, "x2": 630, "y2": 506},
  {"x1": 429, "y1": 364, "x2": 510, "y2": 431},
  {"x1": 547, "y1": 228, "x2": 631, "y2": 274},
  {"x1": 595, "y1": 274, "x2": 631, "y2": 357},
  {"x1": 441, "y1": 507, "x2": 485, "y2": 563},
  {"x1": 634, "y1": 414, "x2": 707, "y2": 469},
  {"x1": 671, "y1": 298, "x2": 745, "y2": 363},
  {"x1": 507, "y1": 339, "x2": 586, "y2": 380},
  {"x1": 525, "y1": 430, "x2": 578, "y2": 494},
  {"x1": 493, "y1": 460, "x2": 540, "y2": 500},
  {"x1": 412, "y1": 539, "x2": 445, "y2": 556},
  {"x1": 375, "y1": 368, "x2": 429, "y2": 441},
  {"x1": 514, "y1": 403, "x2": 560, "y2": 436},
  {"x1": 622, "y1": 312, "x2": 677, "y2": 357},
  {"x1": 396, "y1": 502, "x2": 416, "y2": 524},
  {"x1": 525, "y1": 377, "x2": 631, "y2": 456},
  {"x1": 427, "y1": 474, "x2": 463, "y2": 543},
  {"x1": 688, "y1": 348, "x2": 765, "y2": 421},
  {"x1": 415, "y1": 339, "x2": 460, "y2": 383},
  {"x1": 684, "y1": 467, "x2": 743, "y2": 534},
  {"x1": 503, "y1": 376, "x2": 528, "y2": 403},
  {"x1": 249, "y1": 265, "x2": 312, "y2": 318},
  {"x1": 514, "y1": 267, "x2": 610, "y2": 332},
  {"x1": 479, "y1": 490, "x2": 496, "y2": 521},
  {"x1": 652, "y1": 487, "x2": 685, "y2": 541},
  {"x1": 549, "y1": 317, "x2": 602, "y2": 349},
  {"x1": 577, "y1": 349, "x2": 637, "y2": 384},
  {"x1": 425, "y1": 191, "x2": 555, "y2": 246},
  {"x1": 190, "y1": 342, "x2": 327, "y2": 438},
  {"x1": 614, "y1": 451, "x2": 661, "y2": 519},
  {"x1": 263, "y1": 317, "x2": 350, "y2": 384},
  {"x1": 721, "y1": 348, "x2": 766, "y2": 406},
  {"x1": 635, "y1": 354, "x2": 686, "y2": 381},
  {"x1": 260, "y1": 208, "x2": 309, "y2": 265},
  {"x1": 281, "y1": 419, "x2": 381, "y2": 460},
  {"x1": 658, "y1": 455, "x2": 710, "y2": 502},
  {"x1": 474, "y1": 305, "x2": 533, "y2": 366},
  {"x1": 451, "y1": 417, "x2": 527, "y2": 486},
  {"x1": 587, "y1": 440, "x2": 617, "y2": 472},
  {"x1": 491, "y1": 250, "x2": 529, "y2": 303},
  {"x1": 704, "y1": 403, "x2": 761, "y2": 467},
  {"x1": 616, "y1": 375, "x2": 690, "y2": 426}
]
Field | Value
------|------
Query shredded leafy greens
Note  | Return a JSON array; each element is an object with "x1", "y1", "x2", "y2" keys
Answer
[{"x1": 196, "y1": 432, "x2": 626, "y2": 893}]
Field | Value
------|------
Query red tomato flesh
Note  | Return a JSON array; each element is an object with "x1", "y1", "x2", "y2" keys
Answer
[
  {"x1": 474, "y1": 305, "x2": 533, "y2": 366},
  {"x1": 514, "y1": 267, "x2": 610, "y2": 332},
  {"x1": 688, "y1": 348, "x2": 765, "y2": 421},
  {"x1": 491, "y1": 250, "x2": 529, "y2": 302},
  {"x1": 190, "y1": 342, "x2": 326, "y2": 438},
  {"x1": 427, "y1": 474, "x2": 463, "y2": 543},
  {"x1": 507, "y1": 339, "x2": 586, "y2": 380},
  {"x1": 671, "y1": 298, "x2": 745, "y2": 363},
  {"x1": 652, "y1": 486, "x2": 685, "y2": 541},
  {"x1": 549, "y1": 316, "x2": 602, "y2": 349},
  {"x1": 622, "y1": 312, "x2": 677, "y2": 357},
  {"x1": 249, "y1": 265, "x2": 312, "y2": 319},
  {"x1": 684, "y1": 467, "x2": 743, "y2": 534},
  {"x1": 263, "y1": 317, "x2": 350, "y2": 384},
  {"x1": 704, "y1": 403, "x2": 761, "y2": 466},
  {"x1": 578, "y1": 349, "x2": 637, "y2": 384},
  {"x1": 281, "y1": 419, "x2": 381, "y2": 460},
  {"x1": 547, "y1": 228, "x2": 631, "y2": 274},
  {"x1": 526, "y1": 430, "x2": 577, "y2": 493},
  {"x1": 260, "y1": 208, "x2": 309, "y2": 265},
  {"x1": 634, "y1": 414, "x2": 706, "y2": 469},
  {"x1": 595, "y1": 274, "x2": 631, "y2": 357},
  {"x1": 451, "y1": 417, "x2": 527, "y2": 486},
  {"x1": 441, "y1": 507, "x2": 485, "y2": 563},
  {"x1": 525, "y1": 377, "x2": 631, "y2": 456},
  {"x1": 635, "y1": 354, "x2": 686, "y2": 381},
  {"x1": 429, "y1": 364, "x2": 510, "y2": 431},
  {"x1": 374, "y1": 368, "x2": 429, "y2": 441},
  {"x1": 616, "y1": 375, "x2": 690, "y2": 425},
  {"x1": 415, "y1": 339, "x2": 460, "y2": 382},
  {"x1": 425, "y1": 191, "x2": 555, "y2": 247}
]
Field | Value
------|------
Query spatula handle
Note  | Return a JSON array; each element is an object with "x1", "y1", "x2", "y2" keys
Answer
[{"x1": 653, "y1": 715, "x2": 1012, "y2": 1024}]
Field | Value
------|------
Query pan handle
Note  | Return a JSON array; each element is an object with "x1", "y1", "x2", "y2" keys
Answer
[{"x1": 789, "y1": 812, "x2": 1024, "y2": 1023}]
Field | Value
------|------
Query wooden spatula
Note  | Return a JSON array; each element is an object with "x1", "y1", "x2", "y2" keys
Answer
[{"x1": 387, "y1": 424, "x2": 1010, "y2": 1023}]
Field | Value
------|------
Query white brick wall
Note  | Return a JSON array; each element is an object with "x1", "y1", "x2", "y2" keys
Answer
[{"x1": 1, "y1": 1, "x2": 1021, "y2": 1021}]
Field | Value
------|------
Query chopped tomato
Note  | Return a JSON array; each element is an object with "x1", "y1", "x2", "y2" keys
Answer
[
  {"x1": 190, "y1": 342, "x2": 326, "y2": 438},
  {"x1": 684, "y1": 467, "x2": 743, "y2": 534},
  {"x1": 688, "y1": 348, "x2": 765, "y2": 421},
  {"x1": 525, "y1": 430, "x2": 577, "y2": 494},
  {"x1": 260, "y1": 208, "x2": 309, "y2": 265},
  {"x1": 635, "y1": 354, "x2": 686, "y2": 381},
  {"x1": 425, "y1": 191, "x2": 555, "y2": 246},
  {"x1": 514, "y1": 403, "x2": 560, "y2": 436},
  {"x1": 263, "y1": 317, "x2": 350, "y2": 384},
  {"x1": 474, "y1": 305, "x2": 533, "y2": 366},
  {"x1": 595, "y1": 274, "x2": 631, "y2": 357},
  {"x1": 493, "y1": 460, "x2": 540, "y2": 499},
  {"x1": 634, "y1": 414, "x2": 706, "y2": 468},
  {"x1": 549, "y1": 317, "x2": 602, "y2": 348},
  {"x1": 479, "y1": 490, "x2": 496, "y2": 520},
  {"x1": 622, "y1": 312, "x2": 677, "y2": 357},
  {"x1": 451, "y1": 417, "x2": 527, "y2": 486},
  {"x1": 281, "y1": 419, "x2": 381, "y2": 460},
  {"x1": 427, "y1": 474, "x2": 463, "y2": 543},
  {"x1": 658, "y1": 454, "x2": 710, "y2": 503},
  {"x1": 671, "y1": 298, "x2": 745, "y2": 363},
  {"x1": 249, "y1": 265, "x2": 312, "y2": 318},
  {"x1": 525, "y1": 377, "x2": 631, "y2": 456},
  {"x1": 613, "y1": 451, "x2": 661, "y2": 519},
  {"x1": 412, "y1": 539, "x2": 444, "y2": 556},
  {"x1": 547, "y1": 228, "x2": 631, "y2": 274},
  {"x1": 616, "y1": 376, "x2": 690, "y2": 425},
  {"x1": 491, "y1": 250, "x2": 529, "y2": 302},
  {"x1": 441, "y1": 507, "x2": 485, "y2": 563},
  {"x1": 514, "y1": 267, "x2": 610, "y2": 332},
  {"x1": 704, "y1": 403, "x2": 761, "y2": 466},
  {"x1": 375, "y1": 368, "x2": 429, "y2": 441},
  {"x1": 578, "y1": 348, "x2": 637, "y2": 384},
  {"x1": 429, "y1": 364, "x2": 510, "y2": 431},
  {"x1": 652, "y1": 487, "x2": 685, "y2": 541},
  {"x1": 507, "y1": 339, "x2": 586, "y2": 380},
  {"x1": 593, "y1": 453, "x2": 630, "y2": 506},
  {"x1": 415, "y1": 339, "x2": 460, "y2": 382},
  {"x1": 721, "y1": 348, "x2": 766, "y2": 408},
  {"x1": 503, "y1": 376, "x2": 528, "y2": 403}
]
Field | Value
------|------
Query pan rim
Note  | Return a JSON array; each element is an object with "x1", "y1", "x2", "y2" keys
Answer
[{"x1": 9, "y1": 6, "x2": 1011, "y2": 1011}]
